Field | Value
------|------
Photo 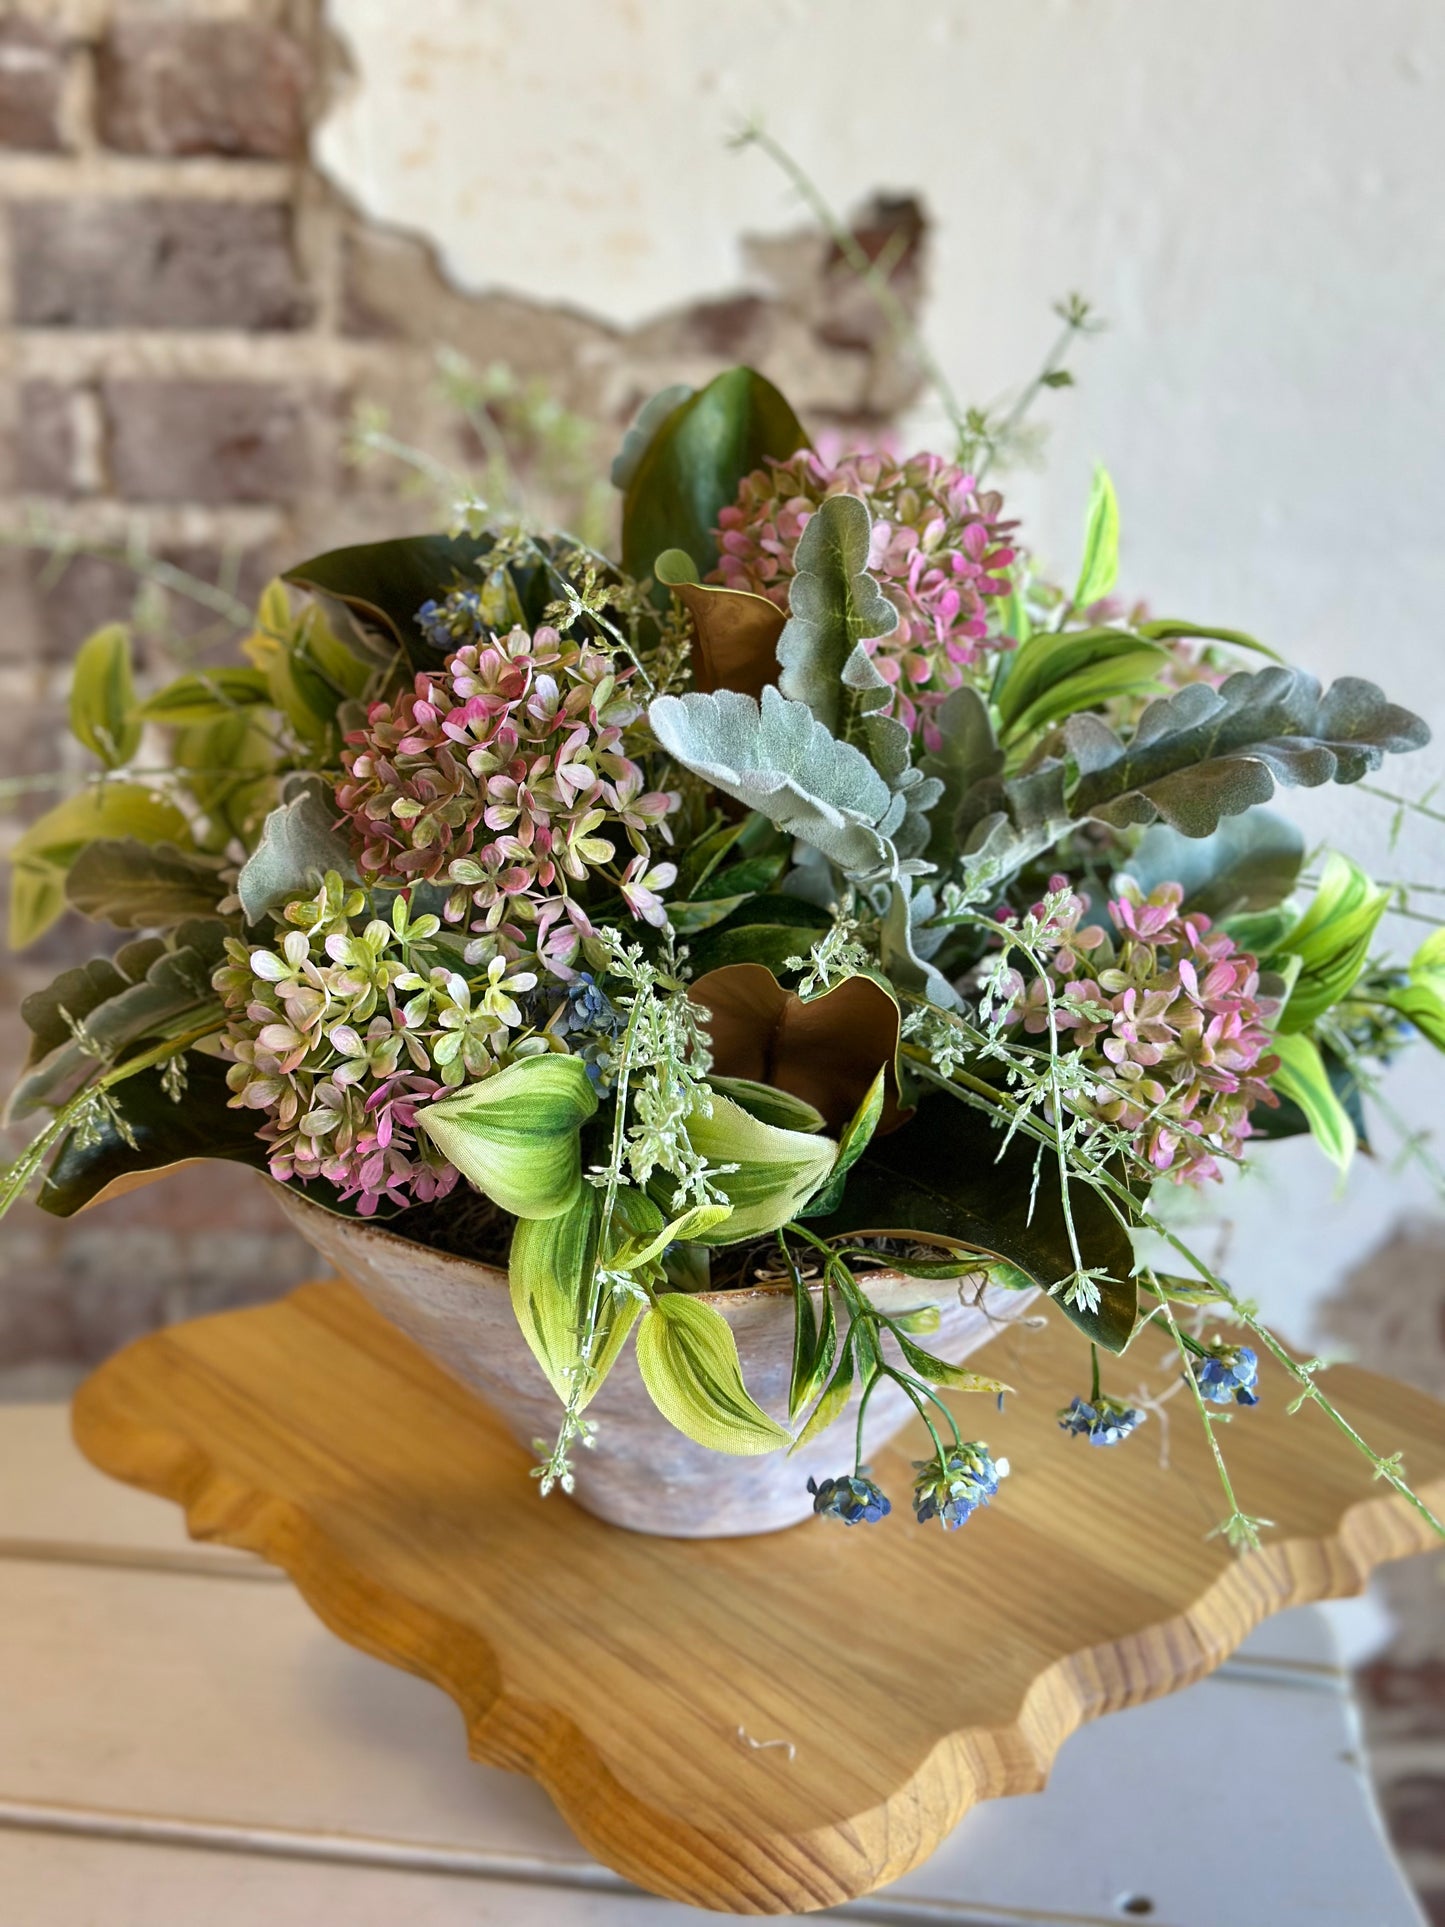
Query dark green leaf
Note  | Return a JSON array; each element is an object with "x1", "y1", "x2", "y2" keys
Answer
[
  {"x1": 284, "y1": 533, "x2": 492, "y2": 663},
  {"x1": 1124, "y1": 811, "x2": 1305, "y2": 921},
  {"x1": 620, "y1": 367, "x2": 808, "y2": 595},
  {"x1": 811, "y1": 1092, "x2": 1138, "y2": 1352}
]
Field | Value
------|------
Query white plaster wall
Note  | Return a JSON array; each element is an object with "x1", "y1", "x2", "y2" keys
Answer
[{"x1": 319, "y1": 0, "x2": 1445, "y2": 1347}]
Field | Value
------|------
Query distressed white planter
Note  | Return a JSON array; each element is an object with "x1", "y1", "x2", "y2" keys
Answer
[{"x1": 273, "y1": 1185, "x2": 1038, "y2": 1539}]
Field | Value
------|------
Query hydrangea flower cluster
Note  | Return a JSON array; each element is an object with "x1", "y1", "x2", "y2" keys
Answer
[
  {"x1": 335, "y1": 599, "x2": 678, "y2": 980},
  {"x1": 807, "y1": 1472, "x2": 892, "y2": 1526},
  {"x1": 1058, "y1": 1394, "x2": 1147, "y2": 1446},
  {"x1": 912, "y1": 1443, "x2": 1007, "y2": 1530},
  {"x1": 710, "y1": 449, "x2": 1018, "y2": 744},
  {"x1": 213, "y1": 874, "x2": 548, "y2": 1215},
  {"x1": 996, "y1": 877, "x2": 1281, "y2": 1185}
]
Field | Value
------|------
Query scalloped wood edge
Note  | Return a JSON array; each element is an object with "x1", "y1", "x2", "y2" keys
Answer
[{"x1": 72, "y1": 1279, "x2": 1445, "y2": 1915}]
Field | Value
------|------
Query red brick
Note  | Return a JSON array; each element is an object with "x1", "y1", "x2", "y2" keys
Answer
[
  {"x1": 23, "y1": 541, "x2": 276, "y2": 663},
  {"x1": 1381, "y1": 1774, "x2": 1445, "y2": 1853},
  {"x1": 1358, "y1": 1657, "x2": 1445, "y2": 1738},
  {"x1": 104, "y1": 379, "x2": 310, "y2": 505},
  {"x1": 0, "y1": 18, "x2": 66, "y2": 153},
  {"x1": 12, "y1": 200, "x2": 310, "y2": 331},
  {"x1": 18, "y1": 382, "x2": 87, "y2": 496},
  {"x1": 98, "y1": 20, "x2": 310, "y2": 161}
]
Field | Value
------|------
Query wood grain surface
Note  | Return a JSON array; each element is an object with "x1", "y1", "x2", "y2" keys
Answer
[{"x1": 71, "y1": 1278, "x2": 1445, "y2": 1915}]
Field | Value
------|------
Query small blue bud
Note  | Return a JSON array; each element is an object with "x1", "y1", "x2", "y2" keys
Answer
[
  {"x1": 1192, "y1": 1344, "x2": 1260, "y2": 1407},
  {"x1": 808, "y1": 1473, "x2": 891, "y2": 1526},
  {"x1": 912, "y1": 1442, "x2": 1006, "y2": 1530},
  {"x1": 1057, "y1": 1394, "x2": 1146, "y2": 1447}
]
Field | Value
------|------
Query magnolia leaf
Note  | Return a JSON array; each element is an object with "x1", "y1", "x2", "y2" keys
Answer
[
  {"x1": 672, "y1": 1088, "x2": 837, "y2": 1244},
  {"x1": 775, "y1": 493, "x2": 897, "y2": 734},
  {"x1": 1073, "y1": 465, "x2": 1120, "y2": 609},
  {"x1": 649, "y1": 685, "x2": 900, "y2": 881},
  {"x1": 1066, "y1": 668, "x2": 1430, "y2": 837},
  {"x1": 656, "y1": 557, "x2": 786, "y2": 702},
  {"x1": 609, "y1": 383, "x2": 695, "y2": 491},
  {"x1": 811, "y1": 1094, "x2": 1138, "y2": 1353},
  {"x1": 417, "y1": 1054, "x2": 598, "y2": 1219},
  {"x1": 508, "y1": 1189, "x2": 645, "y2": 1409},
  {"x1": 236, "y1": 785, "x2": 356, "y2": 925},
  {"x1": 690, "y1": 962, "x2": 910, "y2": 1137},
  {"x1": 1125, "y1": 811, "x2": 1305, "y2": 921},
  {"x1": 635, "y1": 1293, "x2": 791, "y2": 1455},
  {"x1": 65, "y1": 839, "x2": 228, "y2": 929},
  {"x1": 1385, "y1": 928, "x2": 1445, "y2": 1053},
  {"x1": 1268, "y1": 1032, "x2": 1355, "y2": 1173},
  {"x1": 619, "y1": 366, "x2": 808, "y2": 591},
  {"x1": 1270, "y1": 852, "x2": 1389, "y2": 1033},
  {"x1": 995, "y1": 627, "x2": 1169, "y2": 748},
  {"x1": 135, "y1": 667, "x2": 273, "y2": 727},
  {"x1": 69, "y1": 624, "x2": 141, "y2": 769},
  {"x1": 687, "y1": 905, "x2": 833, "y2": 978},
  {"x1": 37, "y1": 1055, "x2": 270, "y2": 1218},
  {"x1": 285, "y1": 532, "x2": 492, "y2": 662}
]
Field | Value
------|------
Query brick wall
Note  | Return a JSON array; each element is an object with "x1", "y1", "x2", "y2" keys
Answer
[{"x1": 0, "y1": 0, "x2": 926, "y2": 1386}]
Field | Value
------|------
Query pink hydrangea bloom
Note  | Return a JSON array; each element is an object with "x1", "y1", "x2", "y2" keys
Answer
[
  {"x1": 994, "y1": 877, "x2": 1280, "y2": 1185},
  {"x1": 335, "y1": 621, "x2": 678, "y2": 973},
  {"x1": 711, "y1": 449, "x2": 1018, "y2": 746}
]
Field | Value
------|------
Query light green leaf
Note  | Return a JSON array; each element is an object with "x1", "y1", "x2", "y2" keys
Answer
[
  {"x1": 1268, "y1": 1031, "x2": 1355, "y2": 1173},
  {"x1": 1273, "y1": 853, "x2": 1388, "y2": 1033},
  {"x1": 789, "y1": 1323, "x2": 855, "y2": 1451},
  {"x1": 775, "y1": 493, "x2": 896, "y2": 735},
  {"x1": 69, "y1": 624, "x2": 140, "y2": 769},
  {"x1": 417, "y1": 1054, "x2": 599, "y2": 1219},
  {"x1": 135, "y1": 667, "x2": 273, "y2": 727},
  {"x1": 996, "y1": 627, "x2": 1166, "y2": 747},
  {"x1": 8, "y1": 782, "x2": 191, "y2": 948},
  {"x1": 891, "y1": 1327, "x2": 1012, "y2": 1395},
  {"x1": 635, "y1": 1293, "x2": 791, "y2": 1455},
  {"x1": 608, "y1": 1199, "x2": 734, "y2": 1274},
  {"x1": 707, "y1": 1076, "x2": 828, "y2": 1135},
  {"x1": 236, "y1": 785, "x2": 357, "y2": 925},
  {"x1": 1137, "y1": 618, "x2": 1284, "y2": 665},
  {"x1": 799, "y1": 1066, "x2": 886, "y2": 1218},
  {"x1": 673, "y1": 1088, "x2": 837, "y2": 1243},
  {"x1": 649, "y1": 684, "x2": 902, "y2": 882},
  {"x1": 508, "y1": 1189, "x2": 642, "y2": 1409},
  {"x1": 1385, "y1": 928, "x2": 1445, "y2": 1052},
  {"x1": 1065, "y1": 668, "x2": 1430, "y2": 838},
  {"x1": 65, "y1": 838, "x2": 227, "y2": 929},
  {"x1": 1073, "y1": 465, "x2": 1120, "y2": 609}
]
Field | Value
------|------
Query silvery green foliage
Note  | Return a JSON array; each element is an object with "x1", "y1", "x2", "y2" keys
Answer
[
  {"x1": 649, "y1": 685, "x2": 922, "y2": 883},
  {"x1": 1065, "y1": 667, "x2": 1430, "y2": 836},
  {"x1": 236, "y1": 781, "x2": 356, "y2": 925},
  {"x1": 773, "y1": 493, "x2": 943, "y2": 869},
  {"x1": 879, "y1": 881, "x2": 962, "y2": 1011},
  {"x1": 776, "y1": 493, "x2": 898, "y2": 735}
]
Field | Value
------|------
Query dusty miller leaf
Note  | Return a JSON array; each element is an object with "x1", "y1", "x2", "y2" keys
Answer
[
  {"x1": 776, "y1": 493, "x2": 897, "y2": 735},
  {"x1": 236, "y1": 783, "x2": 357, "y2": 925}
]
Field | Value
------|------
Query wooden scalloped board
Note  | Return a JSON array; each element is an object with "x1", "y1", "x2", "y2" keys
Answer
[{"x1": 72, "y1": 1279, "x2": 1445, "y2": 1915}]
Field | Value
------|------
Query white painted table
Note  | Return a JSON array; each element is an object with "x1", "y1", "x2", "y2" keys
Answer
[{"x1": 0, "y1": 1403, "x2": 1424, "y2": 1927}]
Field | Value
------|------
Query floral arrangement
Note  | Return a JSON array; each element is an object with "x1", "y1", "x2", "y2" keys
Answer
[{"x1": 6, "y1": 357, "x2": 1443, "y2": 1549}]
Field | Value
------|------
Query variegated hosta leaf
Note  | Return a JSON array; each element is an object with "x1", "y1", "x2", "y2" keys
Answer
[
  {"x1": 635, "y1": 1293, "x2": 791, "y2": 1455},
  {"x1": 1268, "y1": 1031, "x2": 1356, "y2": 1173},
  {"x1": 417, "y1": 1055, "x2": 599, "y2": 1220},
  {"x1": 236, "y1": 783, "x2": 358, "y2": 925},
  {"x1": 1385, "y1": 928, "x2": 1445, "y2": 1054},
  {"x1": 508, "y1": 1188, "x2": 670, "y2": 1411},
  {"x1": 648, "y1": 684, "x2": 903, "y2": 881},
  {"x1": 1271, "y1": 852, "x2": 1389, "y2": 1033},
  {"x1": 1064, "y1": 666, "x2": 1430, "y2": 837},
  {"x1": 670, "y1": 1087, "x2": 837, "y2": 1244},
  {"x1": 775, "y1": 492, "x2": 897, "y2": 735}
]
